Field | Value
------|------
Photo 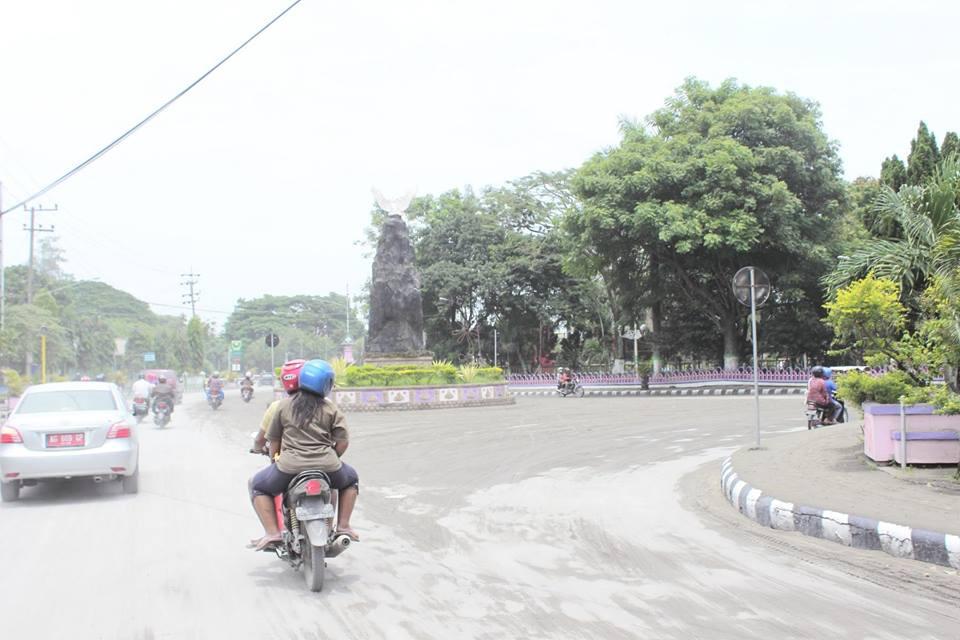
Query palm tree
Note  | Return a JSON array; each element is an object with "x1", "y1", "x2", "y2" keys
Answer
[{"x1": 824, "y1": 158, "x2": 960, "y2": 300}]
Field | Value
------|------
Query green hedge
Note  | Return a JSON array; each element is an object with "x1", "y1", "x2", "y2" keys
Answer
[
  {"x1": 836, "y1": 369, "x2": 960, "y2": 414},
  {"x1": 340, "y1": 363, "x2": 504, "y2": 388}
]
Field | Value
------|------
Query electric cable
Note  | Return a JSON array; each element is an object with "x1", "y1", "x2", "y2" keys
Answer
[{"x1": 1, "y1": 0, "x2": 307, "y2": 215}]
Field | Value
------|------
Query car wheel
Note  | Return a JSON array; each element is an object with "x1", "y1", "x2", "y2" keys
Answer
[
  {"x1": 1, "y1": 481, "x2": 21, "y2": 502},
  {"x1": 122, "y1": 468, "x2": 140, "y2": 494}
]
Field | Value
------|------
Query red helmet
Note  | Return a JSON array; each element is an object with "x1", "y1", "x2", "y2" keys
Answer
[{"x1": 281, "y1": 359, "x2": 306, "y2": 394}]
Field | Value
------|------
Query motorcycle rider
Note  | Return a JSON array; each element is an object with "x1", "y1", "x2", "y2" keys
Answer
[
  {"x1": 206, "y1": 371, "x2": 225, "y2": 403},
  {"x1": 823, "y1": 367, "x2": 844, "y2": 422},
  {"x1": 241, "y1": 371, "x2": 255, "y2": 397},
  {"x1": 806, "y1": 366, "x2": 838, "y2": 424},
  {"x1": 557, "y1": 367, "x2": 573, "y2": 392},
  {"x1": 131, "y1": 373, "x2": 152, "y2": 414},
  {"x1": 150, "y1": 375, "x2": 176, "y2": 415},
  {"x1": 252, "y1": 359, "x2": 305, "y2": 455},
  {"x1": 249, "y1": 359, "x2": 359, "y2": 551}
]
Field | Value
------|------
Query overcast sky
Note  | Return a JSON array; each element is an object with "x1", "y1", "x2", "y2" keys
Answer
[{"x1": 0, "y1": 0, "x2": 955, "y2": 329}]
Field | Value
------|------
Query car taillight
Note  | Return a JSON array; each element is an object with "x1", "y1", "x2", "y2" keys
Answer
[
  {"x1": 107, "y1": 422, "x2": 132, "y2": 439},
  {"x1": 0, "y1": 426, "x2": 23, "y2": 444},
  {"x1": 304, "y1": 479, "x2": 322, "y2": 495}
]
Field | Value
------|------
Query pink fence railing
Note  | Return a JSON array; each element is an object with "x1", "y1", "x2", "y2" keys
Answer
[{"x1": 507, "y1": 368, "x2": 815, "y2": 386}]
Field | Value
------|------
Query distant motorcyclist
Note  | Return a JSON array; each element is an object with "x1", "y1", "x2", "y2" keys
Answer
[
  {"x1": 150, "y1": 375, "x2": 176, "y2": 414},
  {"x1": 131, "y1": 373, "x2": 152, "y2": 404},
  {"x1": 823, "y1": 367, "x2": 845, "y2": 423},
  {"x1": 557, "y1": 367, "x2": 573, "y2": 391},
  {"x1": 206, "y1": 371, "x2": 225, "y2": 402},
  {"x1": 241, "y1": 372, "x2": 254, "y2": 389},
  {"x1": 806, "y1": 366, "x2": 839, "y2": 424}
]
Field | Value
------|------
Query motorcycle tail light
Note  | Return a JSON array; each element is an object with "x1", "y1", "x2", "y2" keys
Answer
[
  {"x1": 0, "y1": 426, "x2": 23, "y2": 444},
  {"x1": 107, "y1": 422, "x2": 131, "y2": 439},
  {"x1": 304, "y1": 479, "x2": 322, "y2": 495}
]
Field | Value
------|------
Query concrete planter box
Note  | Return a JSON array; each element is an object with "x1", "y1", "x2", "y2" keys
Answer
[
  {"x1": 863, "y1": 403, "x2": 960, "y2": 463},
  {"x1": 331, "y1": 382, "x2": 513, "y2": 412},
  {"x1": 891, "y1": 431, "x2": 960, "y2": 464}
]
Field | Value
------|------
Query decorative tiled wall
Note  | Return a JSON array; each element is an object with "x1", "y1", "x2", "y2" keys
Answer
[{"x1": 332, "y1": 383, "x2": 513, "y2": 412}]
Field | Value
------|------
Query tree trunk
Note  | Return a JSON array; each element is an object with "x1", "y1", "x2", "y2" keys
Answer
[
  {"x1": 645, "y1": 306, "x2": 662, "y2": 376},
  {"x1": 722, "y1": 314, "x2": 740, "y2": 370}
]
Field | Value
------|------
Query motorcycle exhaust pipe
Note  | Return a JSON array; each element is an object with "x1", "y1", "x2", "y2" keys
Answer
[{"x1": 325, "y1": 534, "x2": 351, "y2": 558}]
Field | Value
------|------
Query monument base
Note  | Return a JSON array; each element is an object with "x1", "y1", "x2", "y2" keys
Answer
[{"x1": 364, "y1": 353, "x2": 434, "y2": 368}]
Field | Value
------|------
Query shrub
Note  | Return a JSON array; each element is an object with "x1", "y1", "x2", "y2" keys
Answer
[
  {"x1": 329, "y1": 357, "x2": 350, "y2": 382},
  {"x1": 1, "y1": 369, "x2": 25, "y2": 396},
  {"x1": 836, "y1": 370, "x2": 916, "y2": 406},
  {"x1": 339, "y1": 363, "x2": 503, "y2": 387},
  {"x1": 459, "y1": 364, "x2": 478, "y2": 383}
]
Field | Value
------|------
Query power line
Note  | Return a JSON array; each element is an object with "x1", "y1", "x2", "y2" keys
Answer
[{"x1": 0, "y1": 0, "x2": 307, "y2": 215}]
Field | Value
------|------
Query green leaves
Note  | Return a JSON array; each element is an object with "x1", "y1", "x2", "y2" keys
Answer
[{"x1": 570, "y1": 77, "x2": 845, "y2": 367}]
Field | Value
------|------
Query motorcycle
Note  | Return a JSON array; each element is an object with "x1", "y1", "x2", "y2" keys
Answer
[
  {"x1": 557, "y1": 380, "x2": 585, "y2": 398},
  {"x1": 249, "y1": 446, "x2": 352, "y2": 592},
  {"x1": 805, "y1": 400, "x2": 847, "y2": 430},
  {"x1": 153, "y1": 398, "x2": 172, "y2": 427},
  {"x1": 208, "y1": 389, "x2": 224, "y2": 410},
  {"x1": 132, "y1": 396, "x2": 149, "y2": 423},
  {"x1": 241, "y1": 386, "x2": 254, "y2": 403}
]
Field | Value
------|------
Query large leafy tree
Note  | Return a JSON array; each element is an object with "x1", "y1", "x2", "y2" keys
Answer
[
  {"x1": 568, "y1": 78, "x2": 845, "y2": 368},
  {"x1": 394, "y1": 173, "x2": 595, "y2": 370}
]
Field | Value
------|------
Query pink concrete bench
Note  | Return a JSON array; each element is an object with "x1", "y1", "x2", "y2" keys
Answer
[{"x1": 890, "y1": 430, "x2": 960, "y2": 465}]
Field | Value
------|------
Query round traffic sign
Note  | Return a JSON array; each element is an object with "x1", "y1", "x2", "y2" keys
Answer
[
  {"x1": 732, "y1": 267, "x2": 771, "y2": 308},
  {"x1": 265, "y1": 333, "x2": 280, "y2": 347}
]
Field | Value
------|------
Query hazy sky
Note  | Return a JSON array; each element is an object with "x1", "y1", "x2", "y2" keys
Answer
[{"x1": 0, "y1": 0, "x2": 955, "y2": 328}]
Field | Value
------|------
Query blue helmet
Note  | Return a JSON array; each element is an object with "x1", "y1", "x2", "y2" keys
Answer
[
  {"x1": 299, "y1": 359, "x2": 335, "y2": 397},
  {"x1": 823, "y1": 367, "x2": 833, "y2": 379}
]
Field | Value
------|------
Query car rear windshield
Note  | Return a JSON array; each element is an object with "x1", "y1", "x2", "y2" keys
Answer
[{"x1": 16, "y1": 390, "x2": 118, "y2": 413}]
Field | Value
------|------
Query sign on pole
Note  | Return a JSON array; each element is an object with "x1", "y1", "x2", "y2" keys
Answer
[
  {"x1": 733, "y1": 266, "x2": 770, "y2": 449},
  {"x1": 143, "y1": 352, "x2": 156, "y2": 363}
]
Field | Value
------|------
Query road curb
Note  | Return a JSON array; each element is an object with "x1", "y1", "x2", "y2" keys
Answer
[
  {"x1": 720, "y1": 457, "x2": 960, "y2": 569},
  {"x1": 512, "y1": 387, "x2": 804, "y2": 398}
]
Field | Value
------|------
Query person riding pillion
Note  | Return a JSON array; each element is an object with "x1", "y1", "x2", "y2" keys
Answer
[{"x1": 249, "y1": 359, "x2": 360, "y2": 551}]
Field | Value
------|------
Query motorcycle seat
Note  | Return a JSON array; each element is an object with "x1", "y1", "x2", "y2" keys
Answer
[{"x1": 285, "y1": 470, "x2": 332, "y2": 504}]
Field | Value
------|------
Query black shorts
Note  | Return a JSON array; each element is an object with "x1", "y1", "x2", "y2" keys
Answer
[{"x1": 250, "y1": 462, "x2": 360, "y2": 498}]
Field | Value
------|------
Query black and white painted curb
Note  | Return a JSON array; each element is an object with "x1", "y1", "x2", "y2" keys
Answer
[
  {"x1": 512, "y1": 387, "x2": 803, "y2": 398},
  {"x1": 721, "y1": 457, "x2": 960, "y2": 569}
]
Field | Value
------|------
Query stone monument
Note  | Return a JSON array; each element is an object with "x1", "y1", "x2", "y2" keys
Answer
[{"x1": 365, "y1": 189, "x2": 431, "y2": 365}]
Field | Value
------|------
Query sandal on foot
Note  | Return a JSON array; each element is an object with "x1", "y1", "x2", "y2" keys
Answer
[{"x1": 247, "y1": 534, "x2": 282, "y2": 550}]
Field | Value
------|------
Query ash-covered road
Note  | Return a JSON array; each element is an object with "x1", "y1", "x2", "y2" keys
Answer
[{"x1": 0, "y1": 391, "x2": 956, "y2": 639}]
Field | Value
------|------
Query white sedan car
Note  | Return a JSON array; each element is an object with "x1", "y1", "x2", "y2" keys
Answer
[{"x1": 0, "y1": 381, "x2": 139, "y2": 501}]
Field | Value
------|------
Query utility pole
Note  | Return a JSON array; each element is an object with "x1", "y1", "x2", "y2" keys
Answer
[
  {"x1": 24, "y1": 203, "x2": 57, "y2": 304},
  {"x1": 181, "y1": 271, "x2": 200, "y2": 317},
  {"x1": 22, "y1": 203, "x2": 56, "y2": 378}
]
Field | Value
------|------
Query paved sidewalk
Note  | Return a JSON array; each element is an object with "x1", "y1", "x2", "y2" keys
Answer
[{"x1": 724, "y1": 423, "x2": 959, "y2": 567}]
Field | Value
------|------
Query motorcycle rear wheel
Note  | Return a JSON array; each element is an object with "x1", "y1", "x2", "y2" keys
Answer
[
  {"x1": 302, "y1": 528, "x2": 326, "y2": 592},
  {"x1": 574, "y1": 384, "x2": 585, "y2": 398}
]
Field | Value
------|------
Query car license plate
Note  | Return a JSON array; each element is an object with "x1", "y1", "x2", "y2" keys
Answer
[{"x1": 47, "y1": 432, "x2": 85, "y2": 448}]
